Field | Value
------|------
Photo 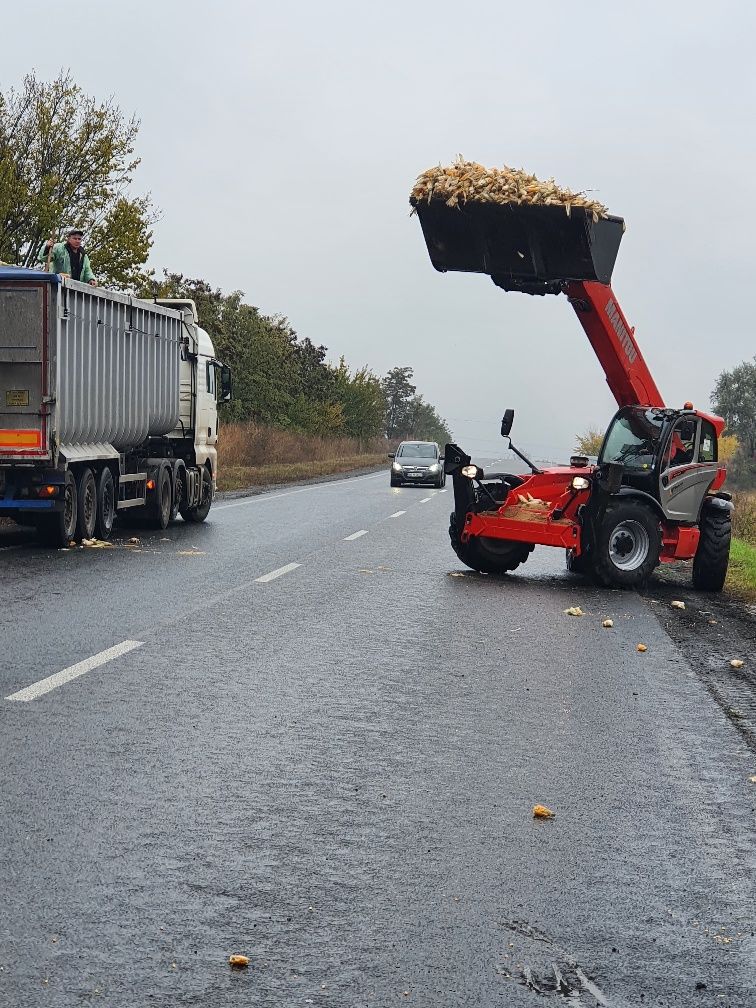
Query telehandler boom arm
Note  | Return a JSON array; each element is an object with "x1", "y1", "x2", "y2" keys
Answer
[{"x1": 565, "y1": 280, "x2": 664, "y2": 409}]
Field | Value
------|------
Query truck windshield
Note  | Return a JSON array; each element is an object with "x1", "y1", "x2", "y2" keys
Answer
[{"x1": 599, "y1": 409, "x2": 665, "y2": 471}]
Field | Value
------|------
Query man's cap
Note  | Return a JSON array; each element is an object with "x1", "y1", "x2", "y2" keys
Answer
[{"x1": 66, "y1": 227, "x2": 84, "y2": 237}]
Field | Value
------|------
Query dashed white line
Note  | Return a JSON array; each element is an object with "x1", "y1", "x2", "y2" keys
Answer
[
  {"x1": 6, "y1": 640, "x2": 144, "y2": 702},
  {"x1": 344, "y1": 530, "x2": 368, "y2": 541},
  {"x1": 389, "y1": 511, "x2": 406, "y2": 518},
  {"x1": 419, "y1": 497, "x2": 432, "y2": 503},
  {"x1": 255, "y1": 562, "x2": 302, "y2": 583},
  {"x1": 438, "y1": 489, "x2": 448, "y2": 493}
]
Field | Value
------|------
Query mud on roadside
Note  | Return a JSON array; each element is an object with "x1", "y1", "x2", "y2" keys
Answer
[{"x1": 641, "y1": 564, "x2": 756, "y2": 754}]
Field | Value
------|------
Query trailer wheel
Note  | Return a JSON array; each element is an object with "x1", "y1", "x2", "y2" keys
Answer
[
  {"x1": 38, "y1": 471, "x2": 77, "y2": 548},
  {"x1": 181, "y1": 466, "x2": 213, "y2": 523},
  {"x1": 692, "y1": 507, "x2": 731, "y2": 592},
  {"x1": 153, "y1": 467, "x2": 172, "y2": 530},
  {"x1": 449, "y1": 512, "x2": 533, "y2": 575},
  {"x1": 75, "y1": 468, "x2": 97, "y2": 541},
  {"x1": 590, "y1": 500, "x2": 661, "y2": 588},
  {"x1": 95, "y1": 468, "x2": 116, "y2": 540}
]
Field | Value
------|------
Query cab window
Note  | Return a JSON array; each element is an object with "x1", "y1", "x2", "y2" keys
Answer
[
  {"x1": 698, "y1": 421, "x2": 717, "y2": 463},
  {"x1": 663, "y1": 418, "x2": 698, "y2": 469},
  {"x1": 206, "y1": 361, "x2": 215, "y2": 395}
]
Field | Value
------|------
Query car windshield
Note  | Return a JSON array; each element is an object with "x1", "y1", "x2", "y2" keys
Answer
[
  {"x1": 397, "y1": 443, "x2": 436, "y2": 458},
  {"x1": 599, "y1": 409, "x2": 666, "y2": 470}
]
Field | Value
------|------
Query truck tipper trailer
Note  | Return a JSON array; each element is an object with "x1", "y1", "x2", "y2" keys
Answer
[{"x1": 0, "y1": 268, "x2": 231, "y2": 547}]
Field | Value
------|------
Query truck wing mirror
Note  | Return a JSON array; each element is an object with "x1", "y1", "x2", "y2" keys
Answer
[
  {"x1": 501, "y1": 409, "x2": 515, "y2": 437},
  {"x1": 219, "y1": 364, "x2": 233, "y2": 403}
]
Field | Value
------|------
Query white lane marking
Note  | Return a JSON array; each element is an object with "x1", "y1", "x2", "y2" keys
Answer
[
  {"x1": 389, "y1": 511, "x2": 406, "y2": 518},
  {"x1": 214, "y1": 472, "x2": 384, "y2": 512},
  {"x1": 419, "y1": 497, "x2": 432, "y2": 503},
  {"x1": 438, "y1": 489, "x2": 448, "y2": 493},
  {"x1": 255, "y1": 562, "x2": 302, "y2": 583},
  {"x1": 6, "y1": 640, "x2": 144, "y2": 702},
  {"x1": 344, "y1": 530, "x2": 368, "y2": 541}
]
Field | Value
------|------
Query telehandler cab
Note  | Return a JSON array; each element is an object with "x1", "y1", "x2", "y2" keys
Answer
[{"x1": 411, "y1": 198, "x2": 732, "y2": 590}]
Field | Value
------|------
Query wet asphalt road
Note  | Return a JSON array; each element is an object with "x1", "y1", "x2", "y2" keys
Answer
[{"x1": 1, "y1": 468, "x2": 755, "y2": 1007}]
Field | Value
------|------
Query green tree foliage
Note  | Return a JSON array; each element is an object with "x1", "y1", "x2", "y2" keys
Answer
[
  {"x1": 330, "y1": 359, "x2": 386, "y2": 445},
  {"x1": 574, "y1": 428, "x2": 605, "y2": 457},
  {"x1": 383, "y1": 367, "x2": 417, "y2": 439},
  {"x1": 382, "y1": 366, "x2": 452, "y2": 442},
  {"x1": 712, "y1": 357, "x2": 756, "y2": 457},
  {"x1": 0, "y1": 70, "x2": 154, "y2": 287}
]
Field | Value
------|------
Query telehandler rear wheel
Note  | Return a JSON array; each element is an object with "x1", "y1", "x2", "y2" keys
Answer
[
  {"x1": 590, "y1": 500, "x2": 661, "y2": 588},
  {"x1": 449, "y1": 512, "x2": 533, "y2": 575},
  {"x1": 692, "y1": 508, "x2": 731, "y2": 591}
]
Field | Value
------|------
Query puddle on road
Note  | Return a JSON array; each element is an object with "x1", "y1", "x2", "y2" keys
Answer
[{"x1": 497, "y1": 920, "x2": 611, "y2": 1006}]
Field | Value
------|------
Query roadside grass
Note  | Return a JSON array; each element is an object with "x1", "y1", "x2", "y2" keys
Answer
[
  {"x1": 216, "y1": 422, "x2": 391, "y2": 491},
  {"x1": 218, "y1": 454, "x2": 387, "y2": 491},
  {"x1": 732, "y1": 491, "x2": 756, "y2": 545},
  {"x1": 726, "y1": 537, "x2": 756, "y2": 601}
]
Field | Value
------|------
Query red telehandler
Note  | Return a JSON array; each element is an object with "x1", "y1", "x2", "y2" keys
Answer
[{"x1": 411, "y1": 198, "x2": 732, "y2": 590}]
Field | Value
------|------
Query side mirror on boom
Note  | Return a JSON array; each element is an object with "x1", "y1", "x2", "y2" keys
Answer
[{"x1": 501, "y1": 409, "x2": 515, "y2": 437}]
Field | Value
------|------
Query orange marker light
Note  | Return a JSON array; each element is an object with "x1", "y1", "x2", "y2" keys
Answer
[
  {"x1": 146, "y1": 478, "x2": 155, "y2": 491},
  {"x1": 683, "y1": 401, "x2": 693, "y2": 410},
  {"x1": 37, "y1": 485, "x2": 58, "y2": 498}
]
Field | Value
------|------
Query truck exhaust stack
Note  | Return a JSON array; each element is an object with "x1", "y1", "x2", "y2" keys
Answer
[{"x1": 410, "y1": 200, "x2": 625, "y2": 295}]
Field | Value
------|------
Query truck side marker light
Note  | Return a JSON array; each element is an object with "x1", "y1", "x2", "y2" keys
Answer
[{"x1": 146, "y1": 478, "x2": 155, "y2": 490}]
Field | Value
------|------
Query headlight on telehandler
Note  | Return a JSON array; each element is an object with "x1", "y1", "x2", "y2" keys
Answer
[
  {"x1": 461, "y1": 464, "x2": 484, "y2": 479},
  {"x1": 571, "y1": 476, "x2": 590, "y2": 491}
]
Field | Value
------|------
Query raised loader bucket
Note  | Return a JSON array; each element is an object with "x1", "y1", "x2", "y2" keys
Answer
[{"x1": 410, "y1": 200, "x2": 625, "y2": 295}]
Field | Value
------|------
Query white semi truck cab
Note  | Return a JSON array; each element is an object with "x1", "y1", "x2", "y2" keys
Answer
[{"x1": 0, "y1": 270, "x2": 232, "y2": 547}]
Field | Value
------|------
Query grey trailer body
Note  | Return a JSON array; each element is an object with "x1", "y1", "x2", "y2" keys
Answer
[{"x1": 0, "y1": 269, "x2": 231, "y2": 545}]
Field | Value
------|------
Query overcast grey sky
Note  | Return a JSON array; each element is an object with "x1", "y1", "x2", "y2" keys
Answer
[{"x1": 4, "y1": 1, "x2": 755, "y2": 458}]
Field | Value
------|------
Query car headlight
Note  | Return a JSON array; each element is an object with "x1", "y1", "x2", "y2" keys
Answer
[
  {"x1": 461, "y1": 464, "x2": 483, "y2": 479},
  {"x1": 392, "y1": 462, "x2": 402, "y2": 472},
  {"x1": 428, "y1": 463, "x2": 439, "y2": 473},
  {"x1": 571, "y1": 476, "x2": 590, "y2": 491}
]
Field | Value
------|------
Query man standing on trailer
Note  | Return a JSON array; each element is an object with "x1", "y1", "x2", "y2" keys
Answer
[{"x1": 38, "y1": 227, "x2": 97, "y2": 286}]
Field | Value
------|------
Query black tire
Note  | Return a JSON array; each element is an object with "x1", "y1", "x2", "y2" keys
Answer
[
  {"x1": 590, "y1": 500, "x2": 661, "y2": 588},
  {"x1": 153, "y1": 467, "x2": 172, "y2": 530},
  {"x1": 95, "y1": 467, "x2": 116, "y2": 540},
  {"x1": 170, "y1": 465, "x2": 184, "y2": 523},
  {"x1": 435, "y1": 473, "x2": 446, "y2": 488},
  {"x1": 692, "y1": 507, "x2": 731, "y2": 592},
  {"x1": 390, "y1": 477, "x2": 401, "y2": 488},
  {"x1": 75, "y1": 467, "x2": 97, "y2": 541},
  {"x1": 38, "y1": 471, "x2": 77, "y2": 548},
  {"x1": 565, "y1": 549, "x2": 588, "y2": 575},
  {"x1": 180, "y1": 466, "x2": 213, "y2": 524},
  {"x1": 449, "y1": 511, "x2": 533, "y2": 575}
]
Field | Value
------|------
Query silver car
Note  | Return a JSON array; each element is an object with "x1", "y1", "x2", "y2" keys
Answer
[{"x1": 388, "y1": 441, "x2": 446, "y2": 488}]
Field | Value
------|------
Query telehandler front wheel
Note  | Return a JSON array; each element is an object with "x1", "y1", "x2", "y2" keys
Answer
[
  {"x1": 692, "y1": 506, "x2": 731, "y2": 592},
  {"x1": 449, "y1": 512, "x2": 533, "y2": 575},
  {"x1": 590, "y1": 500, "x2": 661, "y2": 589}
]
